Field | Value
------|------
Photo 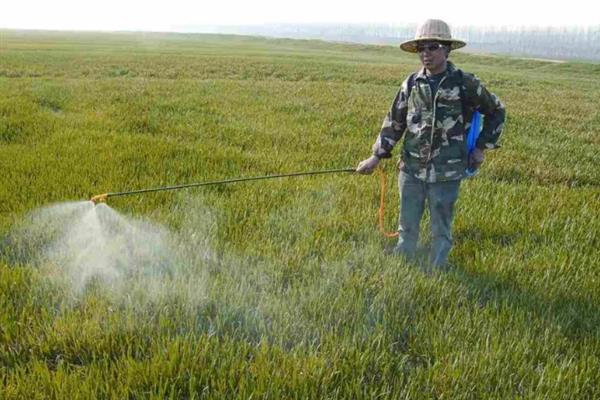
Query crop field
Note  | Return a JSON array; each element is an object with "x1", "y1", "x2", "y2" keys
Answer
[{"x1": 1, "y1": 30, "x2": 599, "y2": 398}]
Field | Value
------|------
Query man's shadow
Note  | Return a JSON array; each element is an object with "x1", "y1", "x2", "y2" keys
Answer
[{"x1": 443, "y1": 227, "x2": 600, "y2": 342}]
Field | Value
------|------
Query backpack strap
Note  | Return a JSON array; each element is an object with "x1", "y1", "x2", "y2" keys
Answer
[
  {"x1": 406, "y1": 72, "x2": 417, "y2": 100},
  {"x1": 457, "y1": 69, "x2": 468, "y2": 124}
]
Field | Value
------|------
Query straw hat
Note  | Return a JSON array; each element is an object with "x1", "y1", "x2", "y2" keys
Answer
[{"x1": 400, "y1": 19, "x2": 466, "y2": 53}]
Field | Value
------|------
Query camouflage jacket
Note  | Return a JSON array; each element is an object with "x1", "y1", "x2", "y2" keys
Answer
[{"x1": 372, "y1": 61, "x2": 505, "y2": 182}]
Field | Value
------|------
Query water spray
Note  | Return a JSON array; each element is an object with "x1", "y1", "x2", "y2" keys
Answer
[{"x1": 90, "y1": 168, "x2": 356, "y2": 204}]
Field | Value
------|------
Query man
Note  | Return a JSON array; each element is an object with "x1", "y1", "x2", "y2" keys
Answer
[{"x1": 356, "y1": 19, "x2": 505, "y2": 268}]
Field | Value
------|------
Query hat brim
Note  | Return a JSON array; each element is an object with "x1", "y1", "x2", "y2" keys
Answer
[{"x1": 400, "y1": 37, "x2": 466, "y2": 53}]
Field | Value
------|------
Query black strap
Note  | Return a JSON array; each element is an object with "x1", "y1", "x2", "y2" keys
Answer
[
  {"x1": 406, "y1": 72, "x2": 416, "y2": 100},
  {"x1": 457, "y1": 69, "x2": 469, "y2": 124}
]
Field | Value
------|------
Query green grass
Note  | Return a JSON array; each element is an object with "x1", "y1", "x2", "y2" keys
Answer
[{"x1": 1, "y1": 29, "x2": 600, "y2": 398}]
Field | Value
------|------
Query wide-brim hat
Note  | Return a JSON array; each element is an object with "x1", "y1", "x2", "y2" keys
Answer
[{"x1": 400, "y1": 19, "x2": 466, "y2": 53}]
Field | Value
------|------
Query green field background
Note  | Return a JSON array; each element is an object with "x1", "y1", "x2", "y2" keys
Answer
[{"x1": 1, "y1": 30, "x2": 599, "y2": 398}]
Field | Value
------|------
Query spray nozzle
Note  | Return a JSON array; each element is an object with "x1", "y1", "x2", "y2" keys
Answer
[{"x1": 90, "y1": 193, "x2": 108, "y2": 205}]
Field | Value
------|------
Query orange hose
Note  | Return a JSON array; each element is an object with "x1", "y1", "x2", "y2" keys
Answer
[{"x1": 377, "y1": 167, "x2": 399, "y2": 238}]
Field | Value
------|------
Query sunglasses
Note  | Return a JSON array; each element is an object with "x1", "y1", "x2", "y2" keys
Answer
[{"x1": 416, "y1": 43, "x2": 446, "y2": 52}]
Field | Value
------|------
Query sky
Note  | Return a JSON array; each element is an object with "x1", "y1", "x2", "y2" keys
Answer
[{"x1": 1, "y1": 0, "x2": 598, "y2": 32}]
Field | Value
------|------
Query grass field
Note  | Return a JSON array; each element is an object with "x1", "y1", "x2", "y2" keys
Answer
[{"x1": 1, "y1": 29, "x2": 600, "y2": 398}]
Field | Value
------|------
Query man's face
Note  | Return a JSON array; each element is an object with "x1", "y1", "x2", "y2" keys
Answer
[{"x1": 417, "y1": 41, "x2": 448, "y2": 73}]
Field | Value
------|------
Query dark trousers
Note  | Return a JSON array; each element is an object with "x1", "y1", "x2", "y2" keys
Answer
[{"x1": 395, "y1": 171, "x2": 461, "y2": 267}]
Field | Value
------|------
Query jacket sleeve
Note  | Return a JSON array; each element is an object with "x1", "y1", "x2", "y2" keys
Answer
[
  {"x1": 465, "y1": 74, "x2": 506, "y2": 150},
  {"x1": 372, "y1": 77, "x2": 410, "y2": 159}
]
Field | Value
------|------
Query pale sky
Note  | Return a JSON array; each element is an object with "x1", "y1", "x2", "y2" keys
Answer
[{"x1": 1, "y1": 0, "x2": 598, "y2": 31}]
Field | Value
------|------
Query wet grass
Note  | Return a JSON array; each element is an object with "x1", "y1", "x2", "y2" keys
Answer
[{"x1": 1, "y1": 29, "x2": 599, "y2": 398}]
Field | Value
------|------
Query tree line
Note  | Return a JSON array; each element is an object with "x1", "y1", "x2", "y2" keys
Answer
[{"x1": 195, "y1": 23, "x2": 600, "y2": 61}]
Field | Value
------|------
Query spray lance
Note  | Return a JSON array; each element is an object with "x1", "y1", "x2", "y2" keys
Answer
[{"x1": 90, "y1": 168, "x2": 357, "y2": 204}]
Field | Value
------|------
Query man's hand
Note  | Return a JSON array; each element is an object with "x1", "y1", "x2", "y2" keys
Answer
[
  {"x1": 356, "y1": 155, "x2": 380, "y2": 174},
  {"x1": 469, "y1": 148, "x2": 485, "y2": 170}
]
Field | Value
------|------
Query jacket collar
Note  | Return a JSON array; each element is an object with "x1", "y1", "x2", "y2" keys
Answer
[{"x1": 415, "y1": 61, "x2": 457, "y2": 81}]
